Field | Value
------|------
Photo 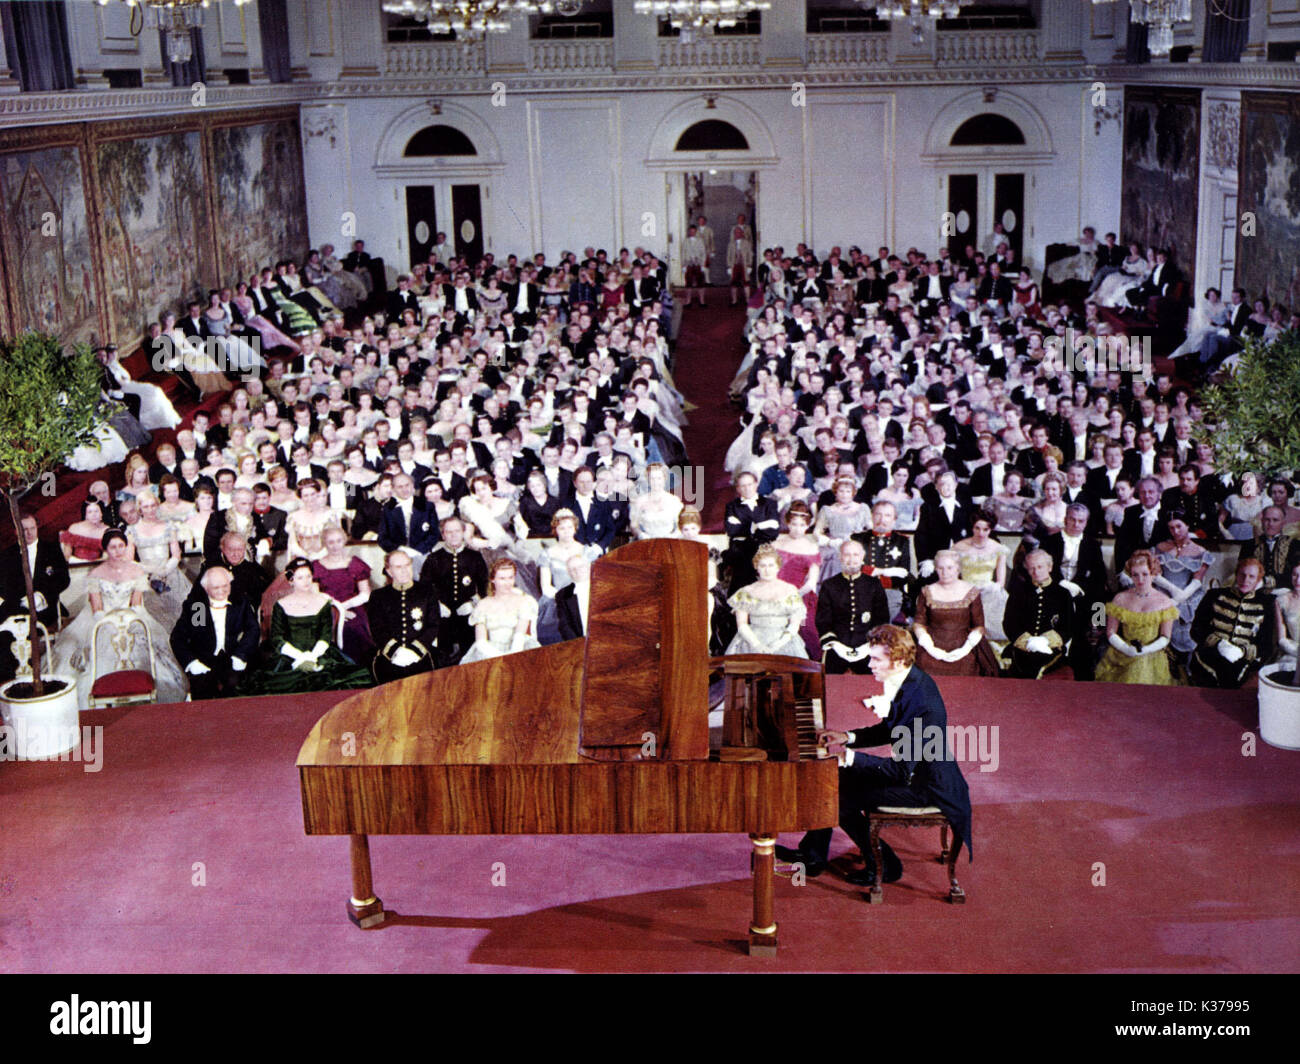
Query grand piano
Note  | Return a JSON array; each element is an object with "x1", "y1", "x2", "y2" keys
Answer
[{"x1": 297, "y1": 538, "x2": 838, "y2": 955}]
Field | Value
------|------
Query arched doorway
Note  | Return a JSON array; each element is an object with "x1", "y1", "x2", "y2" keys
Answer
[
  {"x1": 374, "y1": 104, "x2": 505, "y2": 268},
  {"x1": 921, "y1": 91, "x2": 1055, "y2": 268},
  {"x1": 644, "y1": 99, "x2": 779, "y2": 286}
]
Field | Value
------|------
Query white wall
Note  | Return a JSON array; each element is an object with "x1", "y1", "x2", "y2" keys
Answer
[{"x1": 307, "y1": 80, "x2": 1110, "y2": 281}]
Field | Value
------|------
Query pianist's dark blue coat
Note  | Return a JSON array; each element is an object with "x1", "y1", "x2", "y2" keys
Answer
[{"x1": 846, "y1": 665, "x2": 973, "y2": 861}]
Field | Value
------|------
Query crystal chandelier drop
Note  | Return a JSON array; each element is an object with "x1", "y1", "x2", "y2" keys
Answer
[
  {"x1": 865, "y1": 1, "x2": 971, "y2": 45},
  {"x1": 634, "y1": 1, "x2": 772, "y2": 42},
  {"x1": 383, "y1": 1, "x2": 581, "y2": 43},
  {"x1": 1093, "y1": 0, "x2": 1193, "y2": 57},
  {"x1": 96, "y1": 0, "x2": 252, "y2": 66}
]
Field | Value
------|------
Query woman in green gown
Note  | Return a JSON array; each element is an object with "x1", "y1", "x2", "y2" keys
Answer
[
  {"x1": 239, "y1": 558, "x2": 371, "y2": 695},
  {"x1": 1095, "y1": 549, "x2": 1180, "y2": 685}
]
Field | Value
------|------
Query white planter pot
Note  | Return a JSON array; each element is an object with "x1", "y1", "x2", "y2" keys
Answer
[
  {"x1": 0, "y1": 675, "x2": 82, "y2": 759},
  {"x1": 1258, "y1": 666, "x2": 1300, "y2": 751}
]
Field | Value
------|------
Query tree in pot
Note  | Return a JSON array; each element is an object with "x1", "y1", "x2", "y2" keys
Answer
[
  {"x1": 1200, "y1": 330, "x2": 1300, "y2": 689},
  {"x1": 0, "y1": 332, "x2": 104, "y2": 698}
]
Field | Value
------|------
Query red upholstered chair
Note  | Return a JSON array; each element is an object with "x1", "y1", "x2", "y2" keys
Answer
[{"x1": 88, "y1": 608, "x2": 156, "y2": 708}]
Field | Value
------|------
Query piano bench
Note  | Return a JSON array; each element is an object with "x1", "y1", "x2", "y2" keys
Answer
[{"x1": 866, "y1": 807, "x2": 966, "y2": 906}]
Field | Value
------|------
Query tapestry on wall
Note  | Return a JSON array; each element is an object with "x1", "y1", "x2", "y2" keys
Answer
[
  {"x1": 211, "y1": 118, "x2": 308, "y2": 285},
  {"x1": 0, "y1": 145, "x2": 99, "y2": 348},
  {"x1": 1120, "y1": 88, "x2": 1201, "y2": 280},
  {"x1": 1237, "y1": 92, "x2": 1300, "y2": 308},
  {"x1": 95, "y1": 129, "x2": 215, "y2": 346}
]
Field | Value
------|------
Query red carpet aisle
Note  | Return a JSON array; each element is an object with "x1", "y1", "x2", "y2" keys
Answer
[
  {"x1": 2, "y1": 678, "x2": 1296, "y2": 973},
  {"x1": 674, "y1": 304, "x2": 749, "y2": 532}
]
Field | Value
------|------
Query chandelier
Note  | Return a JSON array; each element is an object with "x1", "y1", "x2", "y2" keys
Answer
[
  {"x1": 864, "y1": 1, "x2": 971, "y2": 45},
  {"x1": 383, "y1": 1, "x2": 585, "y2": 43},
  {"x1": 634, "y1": 2, "x2": 771, "y2": 42},
  {"x1": 96, "y1": 0, "x2": 252, "y2": 66},
  {"x1": 1092, "y1": 0, "x2": 1192, "y2": 57}
]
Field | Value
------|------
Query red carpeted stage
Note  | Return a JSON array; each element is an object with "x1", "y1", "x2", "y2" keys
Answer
[{"x1": 3, "y1": 676, "x2": 1296, "y2": 973}]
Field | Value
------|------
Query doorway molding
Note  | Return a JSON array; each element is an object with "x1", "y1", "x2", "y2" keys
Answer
[
  {"x1": 374, "y1": 101, "x2": 506, "y2": 179},
  {"x1": 919, "y1": 89, "x2": 1055, "y2": 168}
]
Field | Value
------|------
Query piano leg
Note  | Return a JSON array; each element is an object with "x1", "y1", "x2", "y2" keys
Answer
[
  {"x1": 748, "y1": 833, "x2": 778, "y2": 957},
  {"x1": 347, "y1": 834, "x2": 386, "y2": 929}
]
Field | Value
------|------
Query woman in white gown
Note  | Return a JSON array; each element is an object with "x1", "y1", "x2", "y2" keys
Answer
[
  {"x1": 104, "y1": 348, "x2": 181, "y2": 430},
  {"x1": 630, "y1": 463, "x2": 683, "y2": 539},
  {"x1": 66, "y1": 413, "x2": 129, "y2": 472},
  {"x1": 1091, "y1": 246, "x2": 1152, "y2": 309},
  {"x1": 1170, "y1": 288, "x2": 1232, "y2": 360},
  {"x1": 52, "y1": 529, "x2": 189, "y2": 706},
  {"x1": 460, "y1": 558, "x2": 541, "y2": 663},
  {"x1": 125, "y1": 492, "x2": 192, "y2": 631},
  {"x1": 951, "y1": 510, "x2": 1010, "y2": 643},
  {"x1": 1046, "y1": 228, "x2": 1099, "y2": 285}
]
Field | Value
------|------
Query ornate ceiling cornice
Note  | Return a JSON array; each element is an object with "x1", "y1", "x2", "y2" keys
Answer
[{"x1": 0, "y1": 58, "x2": 1296, "y2": 130}]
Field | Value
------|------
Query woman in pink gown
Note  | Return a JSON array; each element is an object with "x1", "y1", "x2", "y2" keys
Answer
[
  {"x1": 772, "y1": 502, "x2": 822, "y2": 658},
  {"x1": 311, "y1": 527, "x2": 374, "y2": 665}
]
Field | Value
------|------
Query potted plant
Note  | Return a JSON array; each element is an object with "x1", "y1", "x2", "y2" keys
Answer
[
  {"x1": 0, "y1": 332, "x2": 104, "y2": 758},
  {"x1": 1200, "y1": 331, "x2": 1300, "y2": 748}
]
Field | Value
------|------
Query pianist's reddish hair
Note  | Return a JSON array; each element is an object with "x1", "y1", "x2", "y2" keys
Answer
[{"x1": 866, "y1": 624, "x2": 916, "y2": 668}]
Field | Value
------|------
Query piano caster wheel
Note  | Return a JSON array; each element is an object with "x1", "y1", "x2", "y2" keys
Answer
[
  {"x1": 348, "y1": 895, "x2": 386, "y2": 929},
  {"x1": 948, "y1": 887, "x2": 966, "y2": 905},
  {"x1": 866, "y1": 888, "x2": 884, "y2": 905},
  {"x1": 748, "y1": 930, "x2": 779, "y2": 958}
]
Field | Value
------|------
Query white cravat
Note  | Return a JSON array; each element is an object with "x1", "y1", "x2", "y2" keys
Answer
[
  {"x1": 927, "y1": 275, "x2": 943, "y2": 299},
  {"x1": 515, "y1": 284, "x2": 530, "y2": 314},
  {"x1": 941, "y1": 498, "x2": 957, "y2": 522},
  {"x1": 455, "y1": 287, "x2": 469, "y2": 313},
  {"x1": 991, "y1": 464, "x2": 1005, "y2": 495},
  {"x1": 328, "y1": 483, "x2": 348, "y2": 511},
  {"x1": 209, "y1": 601, "x2": 229, "y2": 653},
  {"x1": 399, "y1": 499, "x2": 413, "y2": 533},
  {"x1": 1061, "y1": 533, "x2": 1081, "y2": 580},
  {"x1": 1142, "y1": 507, "x2": 1159, "y2": 539}
]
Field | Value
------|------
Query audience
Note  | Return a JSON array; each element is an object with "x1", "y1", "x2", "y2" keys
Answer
[{"x1": 30, "y1": 231, "x2": 1300, "y2": 702}]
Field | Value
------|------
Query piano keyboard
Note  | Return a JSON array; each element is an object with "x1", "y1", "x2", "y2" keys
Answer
[{"x1": 795, "y1": 697, "x2": 830, "y2": 759}]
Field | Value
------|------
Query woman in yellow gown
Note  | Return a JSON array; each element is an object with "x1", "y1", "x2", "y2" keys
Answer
[{"x1": 1095, "y1": 549, "x2": 1180, "y2": 684}]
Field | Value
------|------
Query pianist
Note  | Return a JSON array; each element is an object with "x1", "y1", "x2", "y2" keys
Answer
[{"x1": 777, "y1": 624, "x2": 972, "y2": 889}]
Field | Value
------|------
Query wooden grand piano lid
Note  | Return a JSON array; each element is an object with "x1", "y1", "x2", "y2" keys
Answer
[
  {"x1": 578, "y1": 538, "x2": 710, "y2": 762},
  {"x1": 296, "y1": 538, "x2": 710, "y2": 768}
]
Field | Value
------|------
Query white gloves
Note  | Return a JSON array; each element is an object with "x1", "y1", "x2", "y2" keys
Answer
[
  {"x1": 1174, "y1": 578, "x2": 1201, "y2": 604},
  {"x1": 1059, "y1": 580, "x2": 1082, "y2": 598},
  {"x1": 389, "y1": 646, "x2": 420, "y2": 668},
  {"x1": 876, "y1": 567, "x2": 909, "y2": 579},
  {"x1": 1109, "y1": 632, "x2": 1139, "y2": 658},
  {"x1": 1024, "y1": 636, "x2": 1053, "y2": 655},
  {"x1": 230, "y1": 656, "x2": 246, "y2": 672},
  {"x1": 33, "y1": 592, "x2": 47, "y2": 611},
  {"x1": 186, "y1": 660, "x2": 211, "y2": 675},
  {"x1": 826, "y1": 641, "x2": 869, "y2": 662},
  {"x1": 456, "y1": 601, "x2": 475, "y2": 617},
  {"x1": 256, "y1": 540, "x2": 271, "y2": 561},
  {"x1": 509, "y1": 632, "x2": 526, "y2": 653},
  {"x1": 1137, "y1": 635, "x2": 1169, "y2": 657},
  {"x1": 919, "y1": 559, "x2": 935, "y2": 578},
  {"x1": 1218, "y1": 641, "x2": 1245, "y2": 663},
  {"x1": 439, "y1": 602, "x2": 451, "y2": 618}
]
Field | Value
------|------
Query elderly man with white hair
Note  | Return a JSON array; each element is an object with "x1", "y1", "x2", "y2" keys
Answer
[{"x1": 171, "y1": 566, "x2": 261, "y2": 701}]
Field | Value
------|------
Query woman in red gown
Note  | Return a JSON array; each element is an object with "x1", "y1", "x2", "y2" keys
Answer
[{"x1": 772, "y1": 502, "x2": 822, "y2": 658}]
